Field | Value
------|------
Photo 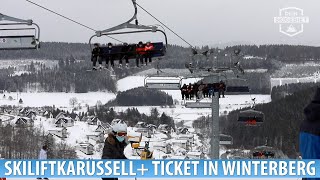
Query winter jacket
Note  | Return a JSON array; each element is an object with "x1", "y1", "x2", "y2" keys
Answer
[
  {"x1": 102, "y1": 133, "x2": 128, "y2": 159},
  {"x1": 145, "y1": 44, "x2": 154, "y2": 52},
  {"x1": 300, "y1": 88, "x2": 320, "y2": 180},
  {"x1": 136, "y1": 45, "x2": 146, "y2": 55},
  {"x1": 92, "y1": 47, "x2": 100, "y2": 57},
  {"x1": 39, "y1": 149, "x2": 47, "y2": 160}
]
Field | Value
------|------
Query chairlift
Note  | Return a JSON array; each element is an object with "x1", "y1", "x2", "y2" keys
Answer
[
  {"x1": 238, "y1": 109, "x2": 265, "y2": 126},
  {"x1": 225, "y1": 78, "x2": 250, "y2": 93},
  {"x1": 220, "y1": 134, "x2": 233, "y2": 145},
  {"x1": 144, "y1": 76, "x2": 182, "y2": 90},
  {"x1": 185, "y1": 101, "x2": 211, "y2": 108},
  {"x1": 89, "y1": 0, "x2": 167, "y2": 62},
  {"x1": 0, "y1": 13, "x2": 40, "y2": 50}
]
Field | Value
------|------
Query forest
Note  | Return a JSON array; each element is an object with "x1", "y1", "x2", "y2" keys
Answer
[{"x1": 193, "y1": 83, "x2": 320, "y2": 158}]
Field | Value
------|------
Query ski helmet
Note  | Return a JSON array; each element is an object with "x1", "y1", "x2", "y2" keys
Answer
[{"x1": 112, "y1": 120, "x2": 127, "y2": 133}]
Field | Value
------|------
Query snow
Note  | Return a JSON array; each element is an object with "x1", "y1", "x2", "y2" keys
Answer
[{"x1": 0, "y1": 92, "x2": 116, "y2": 108}]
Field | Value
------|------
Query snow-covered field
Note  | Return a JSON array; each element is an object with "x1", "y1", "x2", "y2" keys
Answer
[{"x1": 0, "y1": 92, "x2": 116, "y2": 107}]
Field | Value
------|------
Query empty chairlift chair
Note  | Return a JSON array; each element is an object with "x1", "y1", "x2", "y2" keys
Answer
[
  {"x1": 238, "y1": 109, "x2": 265, "y2": 126},
  {"x1": 0, "y1": 13, "x2": 40, "y2": 50},
  {"x1": 225, "y1": 78, "x2": 250, "y2": 93},
  {"x1": 144, "y1": 76, "x2": 182, "y2": 90}
]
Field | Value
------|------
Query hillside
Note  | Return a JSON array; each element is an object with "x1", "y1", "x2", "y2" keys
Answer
[{"x1": 222, "y1": 85, "x2": 319, "y2": 158}]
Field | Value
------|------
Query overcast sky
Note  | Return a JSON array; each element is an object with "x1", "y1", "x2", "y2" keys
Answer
[{"x1": 2, "y1": 0, "x2": 320, "y2": 47}]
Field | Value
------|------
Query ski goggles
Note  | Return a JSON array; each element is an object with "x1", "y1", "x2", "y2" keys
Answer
[{"x1": 117, "y1": 132, "x2": 127, "y2": 136}]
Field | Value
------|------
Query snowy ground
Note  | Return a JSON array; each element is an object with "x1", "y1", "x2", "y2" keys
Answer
[
  {"x1": 6, "y1": 178, "x2": 301, "y2": 180},
  {"x1": 0, "y1": 92, "x2": 116, "y2": 107}
]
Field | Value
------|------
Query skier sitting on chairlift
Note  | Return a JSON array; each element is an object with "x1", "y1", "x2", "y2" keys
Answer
[
  {"x1": 144, "y1": 41, "x2": 154, "y2": 65},
  {"x1": 181, "y1": 84, "x2": 187, "y2": 100},
  {"x1": 105, "y1": 43, "x2": 115, "y2": 69},
  {"x1": 136, "y1": 41, "x2": 146, "y2": 67},
  {"x1": 91, "y1": 43, "x2": 101, "y2": 70},
  {"x1": 119, "y1": 43, "x2": 131, "y2": 68}
]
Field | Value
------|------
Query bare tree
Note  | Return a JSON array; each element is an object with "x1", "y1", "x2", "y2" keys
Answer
[{"x1": 69, "y1": 97, "x2": 78, "y2": 108}]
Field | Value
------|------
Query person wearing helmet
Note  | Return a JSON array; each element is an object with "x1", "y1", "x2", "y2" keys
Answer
[
  {"x1": 136, "y1": 41, "x2": 145, "y2": 67},
  {"x1": 101, "y1": 120, "x2": 128, "y2": 180},
  {"x1": 144, "y1": 41, "x2": 154, "y2": 65}
]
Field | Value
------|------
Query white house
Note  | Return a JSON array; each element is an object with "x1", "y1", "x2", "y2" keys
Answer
[
  {"x1": 48, "y1": 127, "x2": 68, "y2": 138},
  {"x1": 171, "y1": 139, "x2": 189, "y2": 150},
  {"x1": 86, "y1": 131, "x2": 104, "y2": 143},
  {"x1": 15, "y1": 117, "x2": 34, "y2": 127},
  {"x1": 95, "y1": 123, "x2": 111, "y2": 134},
  {"x1": 55, "y1": 117, "x2": 74, "y2": 127},
  {"x1": 77, "y1": 142, "x2": 94, "y2": 155},
  {"x1": 55, "y1": 112, "x2": 67, "y2": 119}
]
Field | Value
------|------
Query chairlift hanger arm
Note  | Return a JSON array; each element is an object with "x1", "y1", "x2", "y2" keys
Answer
[{"x1": 96, "y1": 0, "x2": 158, "y2": 36}]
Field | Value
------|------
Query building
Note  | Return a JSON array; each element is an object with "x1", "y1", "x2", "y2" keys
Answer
[
  {"x1": 48, "y1": 127, "x2": 68, "y2": 138},
  {"x1": 77, "y1": 142, "x2": 94, "y2": 155},
  {"x1": 55, "y1": 117, "x2": 74, "y2": 127},
  {"x1": 87, "y1": 117, "x2": 101, "y2": 126},
  {"x1": 171, "y1": 139, "x2": 190, "y2": 150},
  {"x1": 152, "y1": 142, "x2": 171, "y2": 154},
  {"x1": 86, "y1": 131, "x2": 105, "y2": 143},
  {"x1": 15, "y1": 117, "x2": 34, "y2": 127}
]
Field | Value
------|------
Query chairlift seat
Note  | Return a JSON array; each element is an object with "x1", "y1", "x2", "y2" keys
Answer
[
  {"x1": 0, "y1": 35, "x2": 38, "y2": 50},
  {"x1": 238, "y1": 109, "x2": 264, "y2": 123},
  {"x1": 144, "y1": 76, "x2": 182, "y2": 90},
  {"x1": 185, "y1": 101, "x2": 211, "y2": 108},
  {"x1": 99, "y1": 42, "x2": 165, "y2": 60},
  {"x1": 220, "y1": 134, "x2": 233, "y2": 145}
]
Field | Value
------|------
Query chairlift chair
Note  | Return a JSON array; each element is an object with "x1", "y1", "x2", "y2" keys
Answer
[
  {"x1": 144, "y1": 76, "x2": 182, "y2": 90},
  {"x1": 0, "y1": 13, "x2": 40, "y2": 50},
  {"x1": 238, "y1": 109, "x2": 265, "y2": 126},
  {"x1": 89, "y1": 0, "x2": 167, "y2": 61},
  {"x1": 185, "y1": 101, "x2": 211, "y2": 108},
  {"x1": 219, "y1": 134, "x2": 233, "y2": 145}
]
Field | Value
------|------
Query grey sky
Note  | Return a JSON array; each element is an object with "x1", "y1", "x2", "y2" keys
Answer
[{"x1": 2, "y1": 0, "x2": 320, "y2": 47}]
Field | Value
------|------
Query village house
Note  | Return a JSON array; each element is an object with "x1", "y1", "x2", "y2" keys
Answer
[
  {"x1": 86, "y1": 131, "x2": 105, "y2": 143},
  {"x1": 77, "y1": 142, "x2": 94, "y2": 155},
  {"x1": 55, "y1": 117, "x2": 74, "y2": 127},
  {"x1": 171, "y1": 139, "x2": 190, "y2": 150},
  {"x1": 15, "y1": 117, "x2": 34, "y2": 127},
  {"x1": 95, "y1": 123, "x2": 111, "y2": 134},
  {"x1": 48, "y1": 127, "x2": 68, "y2": 138}
]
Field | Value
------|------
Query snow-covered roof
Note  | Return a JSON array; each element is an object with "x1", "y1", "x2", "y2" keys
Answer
[{"x1": 187, "y1": 151, "x2": 204, "y2": 156}]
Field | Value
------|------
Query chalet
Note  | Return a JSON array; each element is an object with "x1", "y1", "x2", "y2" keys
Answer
[
  {"x1": 15, "y1": 117, "x2": 34, "y2": 127},
  {"x1": 43, "y1": 111, "x2": 53, "y2": 118},
  {"x1": 186, "y1": 151, "x2": 205, "y2": 159},
  {"x1": 55, "y1": 112, "x2": 67, "y2": 119},
  {"x1": 87, "y1": 117, "x2": 101, "y2": 126},
  {"x1": 95, "y1": 123, "x2": 111, "y2": 134},
  {"x1": 77, "y1": 142, "x2": 94, "y2": 155},
  {"x1": 86, "y1": 131, "x2": 105, "y2": 143},
  {"x1": 48, "y1": 127, "x2": 68, "y2": 138},
  {"x1": 171, "y1": 139, "x2": 189, "y2": 150},
  {"x1": 26, "y1": 111, "x2": 37, "y2": 120},
  {"x1": 55, "y1": 117, "x2": 74, "y2": 127}
]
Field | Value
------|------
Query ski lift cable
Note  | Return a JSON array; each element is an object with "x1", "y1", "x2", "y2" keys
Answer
[
  {"x1": 25, "y1": 0, "x2": 123, "y2": 43},
  {"x1": 135, "y1": 2, "x2": 194, "y2": 48}
]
